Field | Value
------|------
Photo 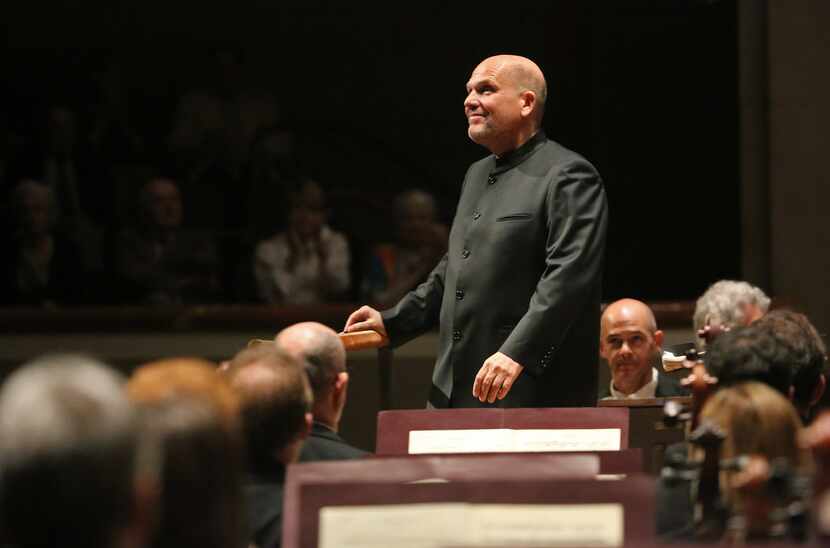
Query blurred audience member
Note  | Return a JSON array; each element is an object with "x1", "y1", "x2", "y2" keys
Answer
[
  {"x1": 599, "y1": 299, "x2": 686, "y2": 399},
  {"x1": 114, "y1": 177, "x2": 221, "y2": 304},
  {"x1": 361, "y1": 189, "x2": 447, "y2": 308},
  {"x1": 0, "y1": 354, "x2": 157, "y2": 548},
  {"x1": 1, "y1": 180, "x2": 86, "y2": 306},
  {"x1": 126, "y1": 358, "x2": 246, "y2": 548},
  {"x1": 8, "y1": 104, "x2": 105, "y2": 268},
  {"x1": 694, "y1": 280, "x2": 770, "y2": 348},
  {"x1": 254, "y1": 178, "x2": 350, "y2": 304},
  {"x1": 244, "y1": 126, "x2": 297, "y2": 238},
  {"x1": 275, "y1": 322, "x2": 368, "y2": 461},
  {"x1": 226, "y1": 345, "x2": 313, "y2": 548},
  {"x1": 165, "y1": 90, "x2": 233, "y2": 229},
  {"x1": 87, "y1": 58, "x2": 144, "y2": 165},
  {"x1": 706, "y1": 311, "x2": 827, "y2": 423}
]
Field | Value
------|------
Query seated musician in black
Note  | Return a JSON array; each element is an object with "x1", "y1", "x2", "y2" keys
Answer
[
  {"x1": 275, "y1": 321, "x2": 368, "y2": 461},
  {"x1": 599, "y1": 299, "x2": 686, "y2": 399},
  {"x1": 226, "y1": 345, "x2": 313, "y2": 548}
]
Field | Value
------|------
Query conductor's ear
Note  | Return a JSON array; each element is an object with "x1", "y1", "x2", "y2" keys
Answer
[{"x1": 520, "y1": 90, "x2": 536, "y2": 119}]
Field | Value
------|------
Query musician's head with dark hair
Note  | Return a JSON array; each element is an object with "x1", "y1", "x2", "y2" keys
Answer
[
  {"x1": 706, "y1": 324, "x2": 794, "y2": 398},
  {"x1": 225, "y1": 345, "x2": 313, "y2": 474},
  {"x1": 754, "y1": 309, "x2": 827, "y2": 420}
]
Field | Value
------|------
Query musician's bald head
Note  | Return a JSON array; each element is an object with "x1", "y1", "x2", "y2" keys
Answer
[
  {"x1": 600, "y1": 299, "x2": 664, "y2": 397},
  {"x1": 465, "y1": 54, "x2": 548, "y2": 155},
  {"x1": 601, "y1": 299, "x2": 658, "y2": 337},
  {"x1": 274, "y1": 322, "x2": 349, "y2": 432}
]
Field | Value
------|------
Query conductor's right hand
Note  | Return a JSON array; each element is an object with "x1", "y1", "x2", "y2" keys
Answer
[{"x1": 343, "y1": 305, "x2": 390, "y2": 346}]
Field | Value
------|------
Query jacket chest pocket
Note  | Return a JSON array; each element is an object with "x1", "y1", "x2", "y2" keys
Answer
[{"x1": 495, "y1": 213, "x2": 533, "y2": 222}]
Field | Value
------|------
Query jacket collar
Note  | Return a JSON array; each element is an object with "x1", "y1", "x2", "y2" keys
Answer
[{"x1": 491, "y1": 130, "x2": 547, "y2": 175}]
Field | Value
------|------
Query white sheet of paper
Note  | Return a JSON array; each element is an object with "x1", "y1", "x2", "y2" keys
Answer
[
  {"x1": 319, "y1": 503, "x2": 464, "y2": 548},
  {"x1": 408, "y1": 428, "x2": 621, "y2": 454},
  {"x1": 407, "y1": 429, "x2": 515, "y2": 454},
  {"x1": 318, "y1": 502, "x2": 624, "y2": 548}
]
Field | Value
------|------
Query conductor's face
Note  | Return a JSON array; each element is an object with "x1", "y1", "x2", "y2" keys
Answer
[{"x1": 464, "y1": 59, "x2": 524, "y2": 154}]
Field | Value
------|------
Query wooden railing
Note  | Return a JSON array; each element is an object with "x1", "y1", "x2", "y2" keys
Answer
[{"x1": 0, "y1": 301, "x2": 698, "y2": 334}]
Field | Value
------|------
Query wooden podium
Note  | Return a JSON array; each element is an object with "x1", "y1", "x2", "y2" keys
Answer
[
  {"x1": 286, "y1": 475, "x2": 656, "y2": 548},
  {"x1": 282, "y1": 453, "x2": 602, "y2": 548},
  {"x1": 375, "y1": 407, "x2": 630, "y2": 454},
  {"x1": 370, "y1": 406, "x2": 642, "y2": 473}
]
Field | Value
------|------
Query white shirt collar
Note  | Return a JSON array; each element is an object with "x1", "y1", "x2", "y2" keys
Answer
[{"x1": 608, "y1": 367, "x2": 658, "y2": 399}]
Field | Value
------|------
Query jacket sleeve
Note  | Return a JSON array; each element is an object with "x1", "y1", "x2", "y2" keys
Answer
[
  {"x1": 380, "y1": 252, "x2": 447, "y2": 348},
  {"x1": 499, "y1": 159, "x2": 608, "y2": 375}
]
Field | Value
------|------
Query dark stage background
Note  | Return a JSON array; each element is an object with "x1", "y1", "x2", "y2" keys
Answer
[{"x1": 2, "y1": 0, "x2": 740, "y2": 304}]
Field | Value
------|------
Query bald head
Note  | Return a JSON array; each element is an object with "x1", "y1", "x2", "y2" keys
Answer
[
  {"x1": 490, "y1": 55, "x2": 546, "y2": 120},
  {"x1": 478, "y1": 55, "x2": 546, "y2": 125},
  {"x1": 600, "y1": 299, "x2": 664, "y2": 397},
  {"x1": 601, "y1": 299, "x2": 658, "y2": 337},
  {"x1": 275, "y1": 322, "x2": 346, "y2": 397},
  {"x1": 465, "y1": 55, "x2": 547, "y2": 155}
]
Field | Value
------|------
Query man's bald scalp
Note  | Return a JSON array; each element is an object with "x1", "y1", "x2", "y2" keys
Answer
[
  {"x1": 275, "y1": 322, "x2": 346, "y2": 396},
  {"x1": 488, "y1": 55, "x2": 547, "y2": 125},
  {"x1": 602, "y1": 298, "x2": 658, "y2": 334}
]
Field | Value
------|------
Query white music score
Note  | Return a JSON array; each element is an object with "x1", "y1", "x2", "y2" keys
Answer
[{"x1": 407, "y1": 428, "x2": 621, "y2": 454}]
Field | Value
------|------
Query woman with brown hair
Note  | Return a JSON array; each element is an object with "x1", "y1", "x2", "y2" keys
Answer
[
  {"x1": 126, "y1": 359, "x2": 246, "y2": 548},
  {"x1": 699, "y1": 381, "x2": 814, "y2": 541}
]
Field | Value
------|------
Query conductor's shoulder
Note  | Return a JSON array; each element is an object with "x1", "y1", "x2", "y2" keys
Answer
[{"x1": 540, "y1": 139, "x2": 598, "y2": 172}]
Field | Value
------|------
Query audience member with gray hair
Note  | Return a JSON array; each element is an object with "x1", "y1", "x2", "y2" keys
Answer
[
  {"x1": 0, "y1": 354, "x2": 157, "y2": 548},
  {"x1": 693, "y1": 280, "x2": 770, "y2": 348},
  {"x1": 275, "y1": 321, "x2": 368, "y2": 461}
]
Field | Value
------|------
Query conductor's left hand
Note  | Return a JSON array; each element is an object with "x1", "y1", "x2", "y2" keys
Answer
[{"x1": 472, "y1": 352, "x2": 524, "y2": 404}]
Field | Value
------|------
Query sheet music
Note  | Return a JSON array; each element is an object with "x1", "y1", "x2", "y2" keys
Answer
[
  {"x1": 319, "y1": 504, "x2": 464, "y2": 548},
  {"x1": 513, "y1": 428, "x2": 621, "y2": 451},
  {"x1": 408, "y1": 428, "x2": 621, "y2": 454},
  {"x1": 319, "y1": 502, "x2": 624, "y2": 547},
  {"x1": 408, "y1": 429, "x2": 515, "y2": 454}
]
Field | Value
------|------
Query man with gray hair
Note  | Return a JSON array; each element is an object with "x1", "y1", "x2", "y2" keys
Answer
[
  {"x1": 275, "y1": 321, "x2": 368, "y2": 461},
  {"x1": 0, "y1": 354, "x2": 156, "y2": 548},
  {"x1": 693, "y1": 280, "x2": 770, "y2": 347}
]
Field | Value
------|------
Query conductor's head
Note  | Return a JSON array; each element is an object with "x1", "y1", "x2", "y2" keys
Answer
[{"x1": 464, "y1": 55, "x2": 547, "y2": 156}]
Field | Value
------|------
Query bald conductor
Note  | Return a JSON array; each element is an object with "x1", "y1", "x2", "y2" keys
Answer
[{"x1": 345, "y1": 55, "x2": 608, "y2": 408}]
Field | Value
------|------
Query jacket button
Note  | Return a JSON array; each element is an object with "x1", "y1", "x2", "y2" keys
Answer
[
  {"x1": 487, "y1": 175, "x2": 497, "y2": 185},
  {"x1": 452, "y1": 330, "x2": 462, "y2": 341},
  {"x1": 455, "y1": 289, "x2": 465, "y2": 300},
  {"x1": 461, "y1": 249, "x2": 470, "y2": 258},
  {"x1": 473, "y1": 211, "x2": 481, "y2": 220}
]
